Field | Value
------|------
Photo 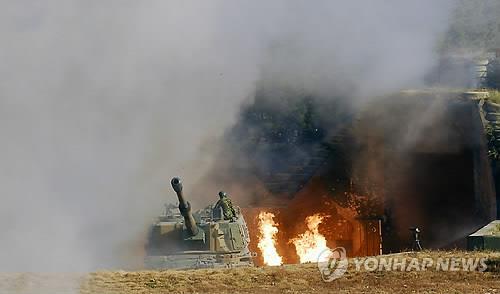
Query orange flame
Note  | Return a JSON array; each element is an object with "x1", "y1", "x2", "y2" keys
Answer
[
  {"x1": 257, "y1": 212, "x2": 283, "y2": 266},
  {"x1": 291, "y1": 214, "x2": 331, "y2": 263}
]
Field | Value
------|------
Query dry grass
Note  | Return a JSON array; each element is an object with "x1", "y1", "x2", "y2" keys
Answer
[{"x1": 1, "y1": 251, "x2": 499, "y2": 294}]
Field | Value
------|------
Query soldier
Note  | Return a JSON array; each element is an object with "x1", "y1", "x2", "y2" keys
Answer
[
  {"x1": 410, "y1": 227, "x2": 423, "y2": 251},
  {"x1": 215, "y1": 191, "x2": 237, "y2": 221}
]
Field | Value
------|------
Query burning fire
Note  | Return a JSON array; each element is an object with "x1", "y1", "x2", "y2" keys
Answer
[
  {"x1": 256, "y1": 211, "x2": 331, "y2": 265},
  {"x1": 291, "y1": 214, "x2": 331, "y2": 263},
  {"x1": 257, "y1": 212, "x2": 283, "y2": 266}
]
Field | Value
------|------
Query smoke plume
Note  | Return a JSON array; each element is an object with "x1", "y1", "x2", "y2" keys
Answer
[{"x1": 0, "y1": 0, "x2": 454, "y2": 273}]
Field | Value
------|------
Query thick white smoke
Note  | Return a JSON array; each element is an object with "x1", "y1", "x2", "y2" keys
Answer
[{"x1": 0, "y1": 0, "x2": 453, "y2": 272}]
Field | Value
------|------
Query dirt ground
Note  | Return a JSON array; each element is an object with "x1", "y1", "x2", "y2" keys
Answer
[{"x1": 1, "y1": 251, "x2": 499, "y2": 294}]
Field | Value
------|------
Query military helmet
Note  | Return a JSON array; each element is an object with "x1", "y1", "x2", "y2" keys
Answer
[{"x1": 218, "y1": 191, "x2": 227, "y2": 198}]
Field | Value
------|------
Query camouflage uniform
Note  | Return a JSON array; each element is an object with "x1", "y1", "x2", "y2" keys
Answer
[{"x1": 216, "y1": 192, "x2": 236, "y2": 220}]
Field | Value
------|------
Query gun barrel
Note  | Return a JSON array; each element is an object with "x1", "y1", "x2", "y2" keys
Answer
[{"x1": 171, "y1": 177, "x2": 199, "y2": 236}]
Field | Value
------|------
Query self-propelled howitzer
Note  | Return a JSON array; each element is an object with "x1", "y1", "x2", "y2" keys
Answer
[{"x1": 145, "y1": 177, "x2": 254, "y2": 269}]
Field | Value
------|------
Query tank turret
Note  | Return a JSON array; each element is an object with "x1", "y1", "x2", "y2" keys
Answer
[{"x1": 145, "y1": 177, "x2": 254, "y2": 269}]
